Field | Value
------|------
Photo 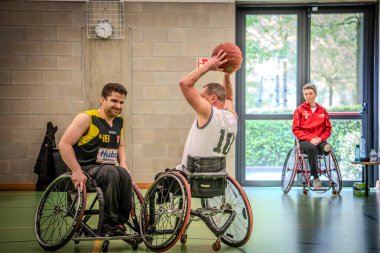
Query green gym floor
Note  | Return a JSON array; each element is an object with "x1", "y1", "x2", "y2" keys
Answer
[{"x1": 0, "y1": 187, "x2": 379, "y2": 253}]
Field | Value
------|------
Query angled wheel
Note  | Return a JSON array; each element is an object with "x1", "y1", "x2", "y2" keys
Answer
[
  {"x1": 326, "y1": 151, "x2": 342, "y2": 195},
  {"x1": 139, "y1": 172, "x2": 191, "y2": 252},
  {"x1": 201, "y1": 176, "x2": 253, "y2": 247},
  {"x1": 35, "y1": 173, "x2": 86, "y2": 251},
  {"x1": 281, "y1": 147, "x2": 298, "y2": 194},
  {"x1": 124, "y1": 181, "x2": 144, "y2": 246}
]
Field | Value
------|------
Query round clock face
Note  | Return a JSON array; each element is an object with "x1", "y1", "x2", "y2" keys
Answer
[{"x1": 95, "y1": 20, "x2": 113, "y2": 39}]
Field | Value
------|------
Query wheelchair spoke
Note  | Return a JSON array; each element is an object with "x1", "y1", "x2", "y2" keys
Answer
[
  {"x1": 281, "y1": 148, "x2": 298, "y2": 193},
  {"x1": 35, "y1": 174, "x2": 85, "y2": 251},
  {"x1": 140, "y1": 173, "x2": 190, "y2": 251},
  {"x1": 201, "y1": 176, "x2": 252, "y2": 247}
]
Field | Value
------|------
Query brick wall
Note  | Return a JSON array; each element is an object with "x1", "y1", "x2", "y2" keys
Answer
[
  {"x1": 126, "y1": 2, "x2": 236, "y2": 182},
  {"x1": 0, "y1": 1, "x2": 85, "y2": 184},
  {"x1": 0, "y1": 1, "x2": 235, "y2": 185}
]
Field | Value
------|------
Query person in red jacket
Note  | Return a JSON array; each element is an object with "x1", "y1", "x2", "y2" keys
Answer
[{"x1": 292, "y1": 83, "x2": 332, "y2": 190}]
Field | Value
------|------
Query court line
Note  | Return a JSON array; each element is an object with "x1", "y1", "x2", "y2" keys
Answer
[{"x1": 92, "y1": 240, "x2": 102, "y2": 253}]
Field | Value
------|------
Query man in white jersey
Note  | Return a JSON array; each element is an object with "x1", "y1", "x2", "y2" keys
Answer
[{"x1": 178, "y1": 49, "x2": 238, "y2": 169}]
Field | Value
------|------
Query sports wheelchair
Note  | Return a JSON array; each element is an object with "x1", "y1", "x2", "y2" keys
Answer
[
  {"x1": 281, "y1": 140, "x2": 342, "y2": 195},
  {"x1": 139, "y1": 156, "x2": 253, "y2": 252},
  {"x1": 34, "y1": 171, "x2": 144, "y2": 252}
]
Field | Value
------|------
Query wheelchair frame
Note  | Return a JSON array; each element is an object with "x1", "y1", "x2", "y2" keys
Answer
[
  {"x1": 34, "y1": 172, "x2": 144, "y2": 252},
  {"x1": 139, "y1": 170, "x2": 253, "y2": 252},
  {"x1": 281, "y1": 140, "x2": 342, "y2": 195}
]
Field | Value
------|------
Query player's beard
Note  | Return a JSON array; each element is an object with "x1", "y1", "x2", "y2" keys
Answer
[{"x1": 105, "y1": 106, "x2": 121, "y2": 118}]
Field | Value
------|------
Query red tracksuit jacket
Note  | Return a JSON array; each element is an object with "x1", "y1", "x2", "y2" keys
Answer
[{"x1": 292, "y1": 102, "x2": 332, "y2": 142}]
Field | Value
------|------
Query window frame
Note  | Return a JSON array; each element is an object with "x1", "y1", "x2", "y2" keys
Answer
[{"x1": 235, "y1": 3, "x2": 377, "y2": 187}]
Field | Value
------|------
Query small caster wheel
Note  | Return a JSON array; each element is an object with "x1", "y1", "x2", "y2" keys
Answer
[
  {"x1": 212, "y1": 239, "x2": 221, "y2": 251},
  {"x1": 74, "y1": 240, "x2": 79, "y2": 245},
  {"x1": 332, "y1": 189, "x2": 337, "y2": 195},
  {"x1": 132, "y1": 240, "x2": 139, "y2": 250},
  {"x1": 303, "y1": 189, "x2": 308, "y2": 195},
  {"x1": 102, "y1": 240, "x2": 109, "y2": 252},
  {"x1": 180, "y1": 234, "x2": 187, "y2": 245}
]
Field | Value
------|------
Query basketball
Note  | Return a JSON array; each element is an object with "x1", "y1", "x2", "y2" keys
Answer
[{"x1": 212, "y1": 42, "x2": 242, "y2": 73}]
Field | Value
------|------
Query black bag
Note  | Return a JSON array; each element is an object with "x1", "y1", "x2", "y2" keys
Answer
[
  {"x1": 186, "y1": 156, "x2": 228, "y2": 198},
  {"x1": 34, "y1": 122, "x2": 58, "y2": 191}
]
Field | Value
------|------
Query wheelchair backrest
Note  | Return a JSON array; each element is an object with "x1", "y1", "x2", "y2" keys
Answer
[{"x1": 185, "y1": 156, "x2": 228, "y2": 198}]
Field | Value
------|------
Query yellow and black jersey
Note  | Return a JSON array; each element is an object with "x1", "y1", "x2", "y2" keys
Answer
[{"x1": 73, "y1": 110, "x2": 124, "y2": 166}]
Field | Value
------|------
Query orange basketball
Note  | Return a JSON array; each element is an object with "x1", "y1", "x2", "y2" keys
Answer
[{"x1": 212, "y1": 42, "x2": 243, "y2": 73}]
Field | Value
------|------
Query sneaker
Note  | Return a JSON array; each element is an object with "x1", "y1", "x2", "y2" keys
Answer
[
  {"x1": 114, "y1": 223, "x2": 126, "y2": 236},
  {"x1": 100, "y1": 223, "x2": 114, "y2": 237},
  {"x1": 323, "y1": 144, "x2": 332, "y2": 153},
  {"x1": 313, "y1": 178, "x2": 322, "y2": 190}
]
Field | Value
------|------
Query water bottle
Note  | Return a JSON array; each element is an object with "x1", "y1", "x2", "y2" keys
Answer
[
  {"x1": 370, "y1": 149, "x2": 377, "y2": 162},
  {"x1": 360, "y1": 136, "x2": 366, "y2": 159},
  {"x1": 354, "y1": 144, "x2": 361, "y2": 162}
]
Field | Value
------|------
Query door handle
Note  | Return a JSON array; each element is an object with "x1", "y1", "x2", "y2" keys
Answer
[{"x1": 360, "y1": 102, "x2": 367, "y2": 114}]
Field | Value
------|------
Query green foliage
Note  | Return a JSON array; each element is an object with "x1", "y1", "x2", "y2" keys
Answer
[{"x1": 245, "y1": 119, "x2": 362, "y2": 180}]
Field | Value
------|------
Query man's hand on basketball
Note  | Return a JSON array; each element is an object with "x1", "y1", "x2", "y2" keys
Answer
[
  {"x1": 207, "y1": 49, "x2": 228, "y2": 71},
  {"x1": 71, "y1": 170, "x2": 87, "y2": 192}
]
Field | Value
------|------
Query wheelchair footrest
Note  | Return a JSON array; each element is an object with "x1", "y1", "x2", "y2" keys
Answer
[
  {"x1": 310, "y1": 187, "x2": 329, "y2": 192},
  {"x1": 190, "y1": 208, "x2": 236, "y2": 238},
  {"x1": 72, "y1": 234, "x2": 141, "y2": 241}
]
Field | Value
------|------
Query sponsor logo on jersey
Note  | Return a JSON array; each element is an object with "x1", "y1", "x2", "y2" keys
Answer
[{"x1": 96, "y1": 148, "x2": 118, "y2": 164}]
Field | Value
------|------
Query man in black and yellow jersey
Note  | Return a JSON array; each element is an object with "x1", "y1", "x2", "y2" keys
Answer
[{"x1": 58, "y1": 83, "x2": 132, "y2": 236}]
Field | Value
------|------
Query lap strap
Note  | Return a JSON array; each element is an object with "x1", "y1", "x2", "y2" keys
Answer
[{"x1": 186, "y1": 155, "x2": 226, "y2": 173}]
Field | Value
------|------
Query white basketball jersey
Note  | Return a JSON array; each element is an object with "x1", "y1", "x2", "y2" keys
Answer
[{"x1": 180, "y1": 106, "x2": 237, "y2": 168}]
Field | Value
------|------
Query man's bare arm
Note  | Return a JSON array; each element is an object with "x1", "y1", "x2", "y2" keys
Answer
[
  {"x1": 117, "y1": 134, "x2": 129, "y2": 173},
  {"x1": 58, "y1": 113, "x2": 90, "y2": 192},
  {"x1": 223, "y1": 72, "x2": 237, "y2": 118},
  {"x1": 179, "y1": 50, "x2": 228, "y2": 124}
]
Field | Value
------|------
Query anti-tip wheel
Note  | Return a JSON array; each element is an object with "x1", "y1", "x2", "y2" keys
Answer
[
  {"x1": 180, "y1": 234, "x2": 187, "y2": 245},
  {"x1": 132, "y1": 240, "x2": 139, "y2": 250},
  {"x1": 212, "y1": 240, "x2": 221, "y2": 251},
  {"x1": 102, "y1": 240, "x2": 109, "y2": 252}
]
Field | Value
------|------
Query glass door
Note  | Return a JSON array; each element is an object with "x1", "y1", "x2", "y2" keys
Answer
[
  {"x1": 236, "y1": 5, "x2": 375, "y2": 186},
  {"x1": 243, "y1": 11, "x2": 299, "y2": 184},
  {"x1": 309, "y1": 10, "x2": 365, "y2": 182}
]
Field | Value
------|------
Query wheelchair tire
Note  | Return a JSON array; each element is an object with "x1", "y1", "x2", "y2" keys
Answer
[
  {"x1": 35, "y1": 173, "x2": 86, "y2": 251},
  {"x1": 326, "y1": 151, "x2": 342, "y2": 194},
  {"x1": 201, "y1": 176, "x2": 253, "y2": 248},
  {"x1": 139, "y1": 171, "x2": 191, "y2": 252},
  {"x1": 281, "y1": 147, "x2": 298, "y2": 194},
  {"x1": 123, "y1": 181, "x2": 144, "y2": 246}
]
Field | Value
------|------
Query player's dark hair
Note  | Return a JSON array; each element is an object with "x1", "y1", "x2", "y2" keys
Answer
[{"x1": 101, "y1": 83, "x2": 128, "y2": 98}]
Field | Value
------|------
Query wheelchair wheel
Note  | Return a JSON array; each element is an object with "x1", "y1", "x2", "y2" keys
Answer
[
  {"x1": 201, "y1": 176, "x2": 253, "y2": 247},
  {"x1": 123, "y1": 181, "x2": 144, "y2": 246},
  {"x1": 281, "y1": 147, "x2": 298, "y2": 194},
  {"x1": 35, "y1": 173, "x2": 86, "y2": 251},
  {"x1": 139, "y1": 172, "x2": 191, "y2": 252},
  {"x1": 326, "y1": 151, "x2": 342, "y2": 194}
]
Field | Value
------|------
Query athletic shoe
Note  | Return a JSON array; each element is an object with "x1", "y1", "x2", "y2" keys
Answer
[
  {"x1": 313, "y1": 178, "x2": 322, "y2": 190},
  {"x1": 100, "y1": 223, "x2": 114, "y2": 237},
  {"x1": 114, "y1": 223, "x2": 126, "y2": 236}
]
